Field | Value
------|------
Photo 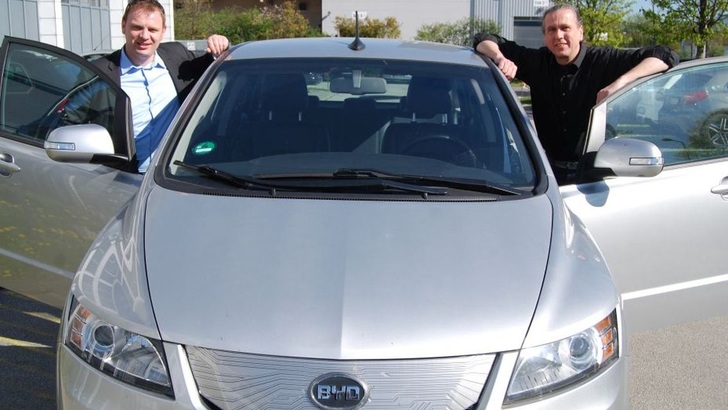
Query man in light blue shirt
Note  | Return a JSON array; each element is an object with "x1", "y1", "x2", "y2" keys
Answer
[
  {"x1": 92, "y1": 0, "x2": 229, "y2": 173},
  {"x1": 120, "y1": 51, "x2": 180, "y2": 172}
]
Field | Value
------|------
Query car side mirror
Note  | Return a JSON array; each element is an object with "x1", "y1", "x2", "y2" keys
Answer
[
  {"x1": 45, "y1": 124, "x2": 136, "y2": 171},
  {"x1": 592, "y1": 138, "x2": 664, "y2": 178},
  {"x1": 45, "y1": 123, "x2": 115, "y2": 162}
]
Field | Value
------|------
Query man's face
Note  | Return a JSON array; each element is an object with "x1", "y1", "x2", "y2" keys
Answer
[
  {"x1": 543, "y1": 8, "x2": 584, "y2": 65},
  {"x1": 121, "y1": 7, "x2": 166, "y2": 66}
]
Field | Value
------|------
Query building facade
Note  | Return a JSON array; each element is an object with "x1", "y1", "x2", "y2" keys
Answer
[
  {"x1": 0, "y1": 0, "x2": 171, "y2": 54},
  {"x1": 0, "y1": 0, "x2": 550, "y2": 55},
  {"x1": 320, "y1": 0, "x2": 549, "y2": 45}
]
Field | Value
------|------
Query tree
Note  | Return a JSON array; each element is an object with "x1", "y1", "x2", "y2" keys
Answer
[
  {"x1": 334, "y1": 16, "x2": 401, "y2": 39},
  {"x1": 259, "y1": 1, "x2": 319, "y2": 39},
  {"x1": 621, "y1": 13, "x2": 681, "y2": 48},
  {"x1": 643, "y1": 0, "x2": 728, "y2": 58},
  {"x1": 175, "y1": 0, "x2": 319, "y2": 44},
  {"x1": 174, "y1": 0, "x2": 216, "y2": 40},
  {"x1": 554, "y1": 0, "x2": 635, "y2": 47},
  {"x1": 416, "y1": 18, "x2": 500, "y2": 46}
]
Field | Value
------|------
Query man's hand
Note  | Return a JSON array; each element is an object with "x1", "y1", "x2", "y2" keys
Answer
[
  {"x1": 206, "y1": 34, "x2": 230, "y2": 56},
  {"x1": 476, "y1": 39, "x2": 518, "y2": 81},
  {"x1": 493, "y1": 55, "x2": 518, "y2": 81}
]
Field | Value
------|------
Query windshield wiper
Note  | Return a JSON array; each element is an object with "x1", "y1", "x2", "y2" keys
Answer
[
  {"x1": 174, "y1": 161, "x2": 285, "y2": 194},
  {"x1": 333, "y1": 168, "x2": 520, "y2": 196},
  {"x1": 174, "y1": 162, "x2": 447, "y2": 197},
  {"x1": 259, "y1": 168, "x2": 448, "y2": 197}
]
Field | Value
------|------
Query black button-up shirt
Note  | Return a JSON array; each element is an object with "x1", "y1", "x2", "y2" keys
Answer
[{"x1": 473, "y1": 33, "x2": 680, "y2": 163}]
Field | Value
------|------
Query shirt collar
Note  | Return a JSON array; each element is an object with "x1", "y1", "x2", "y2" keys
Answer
[
  {"x1": 570, "y1": 42, "x2": 587, "y2": 69},
  {"x1": 551, "y1": 42, "x2": 586, "y2": 75},
  {"x1": 120, "y1": 47, "x2": 167, "y2": 74}
]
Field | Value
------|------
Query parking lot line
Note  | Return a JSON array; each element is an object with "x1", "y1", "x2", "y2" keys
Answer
[{"x1": 0, "y1": 335, "x2": 51, "y2": 348}]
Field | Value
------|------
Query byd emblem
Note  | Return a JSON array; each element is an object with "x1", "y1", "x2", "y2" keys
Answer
[{"x1": 309, "y1": 373, "x2": 369, "y2": 409}]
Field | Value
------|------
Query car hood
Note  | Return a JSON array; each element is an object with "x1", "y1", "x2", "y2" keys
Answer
[{"x1": 144, "y1": 188, "x2": 553, "y2": 360}]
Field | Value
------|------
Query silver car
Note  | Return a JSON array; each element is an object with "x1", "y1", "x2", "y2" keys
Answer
[{"x1": 0, "y1": 35, "x2": 724, "y2": 409}]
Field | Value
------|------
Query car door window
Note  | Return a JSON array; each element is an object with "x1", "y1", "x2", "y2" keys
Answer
[
  {"x1": 0, "y1": 41, "x2": 118, "y2": 142},
  {"x1": 603, "y1": 62, "x2": 728, "y2": 166}
]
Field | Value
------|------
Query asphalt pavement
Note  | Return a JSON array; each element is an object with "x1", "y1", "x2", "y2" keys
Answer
[
  {"x1": 629, "y1": 314, "x2": 728, "y2": 409},
  {"x1": 0, "y1": 288, "x2": 59, "y2": 410}
]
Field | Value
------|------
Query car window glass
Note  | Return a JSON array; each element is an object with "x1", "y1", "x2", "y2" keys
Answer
[
  {"x1": 168, "y1": 59, "x2": 536, "y2": 190},
  {"x1": 0, "y1": 42, "x2": 118, "y2": 142},
  {"x1": 604, "y1": 63, "x2": 728, "y2": 166}
]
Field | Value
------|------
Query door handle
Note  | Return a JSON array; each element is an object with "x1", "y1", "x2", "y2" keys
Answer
[
  {"x1": 711, "y1": 176, "x2": 728, "y2": 196},
  {"x1": 0, "y1": 152, "x2": 21, "y2": 176}
]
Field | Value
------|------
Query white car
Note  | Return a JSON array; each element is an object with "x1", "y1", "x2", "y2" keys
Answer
[{"x1": 0, "y1": 35, "x2": 726, "y2": 409}]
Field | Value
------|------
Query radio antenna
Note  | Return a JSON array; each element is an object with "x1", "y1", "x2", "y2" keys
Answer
[{"x1": 348, "y1": 11, "x2": 366, "y2": 51}]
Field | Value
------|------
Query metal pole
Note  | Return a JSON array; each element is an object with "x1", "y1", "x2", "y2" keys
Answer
[{"x1": 469, "y1": 0, "x2": 475, "y2": 39}]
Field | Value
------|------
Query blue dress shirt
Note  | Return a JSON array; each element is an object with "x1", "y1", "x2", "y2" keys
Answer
[{"x1": 120, "y1": 49, "x2": 180, "y2": 173}]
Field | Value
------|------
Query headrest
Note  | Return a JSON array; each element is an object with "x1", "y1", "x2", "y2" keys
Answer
[
  {"x1": 406, "y1": 77, "x2": 452, "y2": 118},
  {"x1": 260, "y1": 73, "x2": 309, "y2": 118},
  {"x1": 343, "y1": 97, "x2": 376, "y2": 112}
]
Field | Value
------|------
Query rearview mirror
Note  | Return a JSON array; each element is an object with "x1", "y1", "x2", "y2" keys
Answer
[{"x1": 330, "y1": 76, "x2": 387, "y2": 94}]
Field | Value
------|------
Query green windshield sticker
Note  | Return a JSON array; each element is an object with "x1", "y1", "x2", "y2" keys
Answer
[{"x1": 192, "y1": 141, "x2": 216, "y2": 155}]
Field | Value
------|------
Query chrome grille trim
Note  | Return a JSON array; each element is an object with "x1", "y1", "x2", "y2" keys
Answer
[{"x1": 187, "y1": 346, "x2": 495, "y2": 409}]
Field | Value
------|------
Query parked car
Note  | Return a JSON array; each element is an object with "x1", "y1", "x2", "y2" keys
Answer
[
  {"x1": 0, "y1": 35, "x2": 726, "y2": 409},
  {"x1": 613, "y1": 59, "x2": 728, "y2": 162}
]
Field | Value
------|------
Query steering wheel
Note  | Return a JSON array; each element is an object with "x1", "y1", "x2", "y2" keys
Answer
[{"x1": 400, "y1": 135, "x2": 478, "y2": 167}]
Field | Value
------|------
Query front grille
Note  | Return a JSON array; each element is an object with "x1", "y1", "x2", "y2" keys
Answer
[{"x1": 187, "y1": 346, "x2": 495, "y2": 409}]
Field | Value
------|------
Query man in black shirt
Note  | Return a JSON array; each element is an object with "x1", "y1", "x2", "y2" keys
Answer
[{"x1": 473, "y1": 4, "x2": 679, "y2": 184}]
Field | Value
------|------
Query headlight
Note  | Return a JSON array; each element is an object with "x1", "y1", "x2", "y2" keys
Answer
[
  {"x1": 504, "y1": 310, "x2": 619, "y2": 404},
  {"x1": 64, "y1": 297, "x2": 174, "y2": 397}
]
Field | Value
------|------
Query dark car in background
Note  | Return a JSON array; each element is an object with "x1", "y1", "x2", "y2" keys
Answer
[{"x1": 620, "y1": 57, "x2": 728, "y2": 160}]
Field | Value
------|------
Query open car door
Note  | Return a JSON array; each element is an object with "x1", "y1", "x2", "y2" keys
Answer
[
  {"x1": 561, "y1": 56, "x2": 728, "y2": 333},
  {"x1": 0, "y1": 36, "x2": 140, "y2": 308}
]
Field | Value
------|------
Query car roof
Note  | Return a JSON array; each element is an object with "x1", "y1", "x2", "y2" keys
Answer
[
  {"x1": 227, "y1": 37, "x2": 488, "y2": 67},
  {"x1": 672, "y1": 55, "x2": 728, "y2": 70}
]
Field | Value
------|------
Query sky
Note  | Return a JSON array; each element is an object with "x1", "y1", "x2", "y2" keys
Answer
[{"x1": 633, "y1": 0, "x2": 653, "y2": 12}]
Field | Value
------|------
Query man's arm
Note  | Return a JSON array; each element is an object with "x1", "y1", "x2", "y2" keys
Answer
[
  {"x1": 596, "y1": 57, "x2": 669, "y2": 103},
  {"x1": 475, "y1": 39, "x2": 519, "y2": 81}
]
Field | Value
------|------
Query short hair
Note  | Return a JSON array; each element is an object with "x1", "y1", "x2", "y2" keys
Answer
[
  {"x1": 122, "y1": 0, "x2": 166, "y2": 26},
  {"x1": 541, "y1": 4, "x2": 583, "y2": 33}
]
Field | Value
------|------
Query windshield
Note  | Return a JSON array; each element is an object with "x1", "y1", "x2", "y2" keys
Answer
[{"x1": 167, "y1": 58, "x2": 536, "y2": 196}]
